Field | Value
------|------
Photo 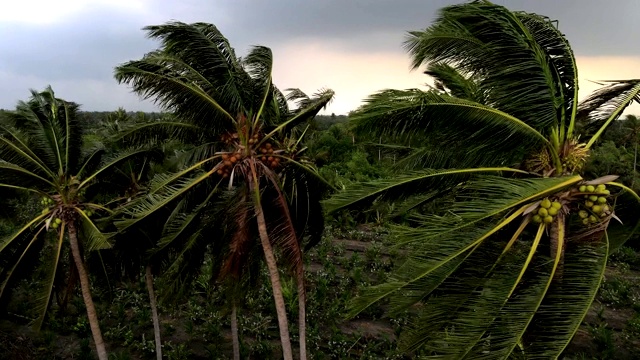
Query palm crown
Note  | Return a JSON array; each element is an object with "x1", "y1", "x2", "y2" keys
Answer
[{"x1": 326, "y1": 1, "x2": 640, "y2": 358}]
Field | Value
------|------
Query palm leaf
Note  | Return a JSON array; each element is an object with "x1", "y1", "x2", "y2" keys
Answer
[
  {"x1": 32, "y1": 223, "x2": 64, "y2": 330},
  {"x1": 76, "y1": 210, "x2": 113, "y2": 251},
  {"x1": 405, "y1": 2, "x2": 564, "y2": 131},
  {"x1": 324, "y1": 167, "x2": 528, "y2": 213},
  {"x1": 581, "y1": 80, "x2": 640, "y2": 148},
  {"x1": 350, "y1": 90, "x2": 548, "y2": 157},
  {"x1": 522, "y1": 232, "x2": 607, "y2": 358}
]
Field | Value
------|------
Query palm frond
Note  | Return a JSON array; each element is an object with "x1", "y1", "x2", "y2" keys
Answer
[
  {"x1": 78, "y1": 146, "x2": 158, "y2": 189},
  {"x1": 405, "y1": 2, "x2": 566, "y2": 131},
  {"x1": 516, "y1": 13, "x2": 579, "y2": 138},
  {"x1": 0, "y1": 161, "x2": 55, "y2": 188},
  {"x1": 350, "y1": 89, "x2": 548, "y2": 157},
  {"x1": 0, "y1": 122, "x2": 55, "y2": 179},
  {"x1": 347, "y1": 175, "x2": 580, "y2": 318},
  {"x1": 243, "y1": 46, "x2": 274, "y2": 120},
  {"x1": 110, "y1": 120, "x2": 207, "y2": 148},
  {"x1": 323, "y1": 167, "x2": 528, "y2": 214},
  {"x1": 115, "y1": 168, "x2": 219, "y2": 233},
  {"x1": 578, "y1": 80, "x2": 640, "y2": 148},
  {"x1": 424, "y1": 62, "x2": 485, "y2": 103},
  {"x1": 32, "y1": 224, "x2": 64, "y2": 330},
  {"x1": 522, "y1": 234, "x2": 607, "y2": 358},
  {"x1": 0, "y1": 226, "x2": 44, "y2": 300},
  {"x1": 263, "y1": 88, "x2": 334, "y2": 138},
  {"x1": 76, "y1": 210, "x2": 113, "y2": 251},
  {"x1": 0, "y1": 214, "x2": 49, "y2": 253}
]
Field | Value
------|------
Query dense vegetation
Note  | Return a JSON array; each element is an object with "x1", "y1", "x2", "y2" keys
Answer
[{"x1": 1, "y1": 1, "x2": 640, "y2": 359}]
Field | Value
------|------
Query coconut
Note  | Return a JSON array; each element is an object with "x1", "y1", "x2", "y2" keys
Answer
[
  {"x1": 541, "y1": 199, "x2": 551, "y2": 209},
  {"x1": 222, "y1": 154, "x2": 229, "y2": 160},
  {"x1": 551, "y1": 201, "x2": 562, "y2": 209},
  {"x1": 601, "y1": 189, "x2": 610, "y2": 195},
  {"x1": 579, "y1": 185, "x2": 587, "y2": 192},
  {"x1": 532, "y1": 215, "x2": 542, "y2": 223},
  {"x1": 578, "y1": 210, "x2": 589, "y2": 219},
  {"x1": 582, "y1": 218, "x2": 590, "y2": 225},
  {"x1": 589, "y1": 215, "x2": 598, "y2": 223},
  {"x1": 265, "y1": 143, "x2": 272, "y2": 149},
  {"x1": 596, "y1": 184, "x2": 606, "y2": 191},
  {"x1": 586, "y1": 185, "x2": 595, "y2": 192},
  {"x1": 592, "y1": 205, "x2": 603, "y2": 214},
  {"x1": 54, "y1": 218, "x2": 62, "y2": 224},
  {"x1": 230, "y1": 156, "x2": 237, "y2": 163},
  {"x1": 588, "y1": 195, "x2": 598, "y2": 202},
  {"x1": 538, "y1": 208, "x2": 548, "y2": 217},
  {"x1": 548, "y1": 207, "x2": 558, "y2": 216},
  {"x1": 543, "y1": 215, "x2": 554, "y2": 224},
  {"x1": 597, "y1": 197, "x2": 607, "y2": 204},
  {"x1": 585, "y1": 200, "x2": 594, "y2": 208}
]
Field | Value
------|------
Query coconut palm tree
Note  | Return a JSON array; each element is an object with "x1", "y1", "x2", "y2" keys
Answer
[
  {"x1": 0, "y1": 87, "x2": 152, "y2": 360},
  {"x1": 325, "y1": 2, "x2": 640, "y2": 358},
  {"x1": 113, "y1": 21, "x2": 333, "y2": 360}
]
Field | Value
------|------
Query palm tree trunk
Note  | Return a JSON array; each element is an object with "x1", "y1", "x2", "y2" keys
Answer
[
  {"x1": 145, "y1": 265, "x2": 162, "y2": 360},
  {"x1": 231, "y1": 302, "x2": 240, "y2": 360},
  {"x1": 68, "y1": 222, "x2": 108, "y2": 360},
  {"x1": 254, "y1": 200, "x2": 294, "y2": 360},
  {"x1": 296, "y1": 268, "x2": 307, "y2": 360},
  {"x1": 633, "y1": 142, "x2": 637, "y2": 188}
]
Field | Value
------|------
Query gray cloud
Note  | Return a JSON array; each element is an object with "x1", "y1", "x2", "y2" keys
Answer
[{"x1": 0, "y1": 0, "x2": 638, "y2": 111}]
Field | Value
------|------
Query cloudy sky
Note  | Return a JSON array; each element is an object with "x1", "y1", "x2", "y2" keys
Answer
[{"x1": 1, "y1": 0, "x2": 639, "y2": 115}]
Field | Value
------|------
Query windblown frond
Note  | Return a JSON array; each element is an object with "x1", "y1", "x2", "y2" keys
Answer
[
  {"x1": 404, "y1": 2, "x2": 567, "y2": 132},
  {"x1": 323, "y1": 167, "x2": 528, "y2": 214},
  {"x1": 576, "y1": 80, "x2": 640, "y2": 147},
  {"x1": 350, "y1": 90, "x2": 548, "y2": 158}
]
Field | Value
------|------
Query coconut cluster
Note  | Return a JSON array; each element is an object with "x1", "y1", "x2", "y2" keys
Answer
[
  {"x1": 217, "y1": 131, "x2": 282, "y2": 179},
  {"x1": 217, "y1": 151, "x2": 244, "y2": 179},
  {"x1": 40, "y1": 196, "x2": 54, "y2": 213},
  {"x1": 256, "y1": 142, "x2": 281, "y2": 169},
  {"x1": 50, "y1": 217, "x2": 62, "y2": 229},
  {"x1": 532, "y1": 198, "x2": 562, "y2": 224},
  {"x1": 577, "y1": 184, "x2": 611, "y2": 226}
]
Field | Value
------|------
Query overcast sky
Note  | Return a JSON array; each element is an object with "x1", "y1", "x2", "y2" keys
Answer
[{"x1": 1, "y1": 0, "x2": 639, "y2": 115}]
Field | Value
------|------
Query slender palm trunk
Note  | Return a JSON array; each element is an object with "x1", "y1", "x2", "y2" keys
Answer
[
  {"x1": 633, "y1": 142, "x2": 637, "y2": 188},
  {"x1": 68, "y1": 222, "x2": 108, "y2": 360},
  {"x1": 254, "y1": 200, "x2": 294, "y2": 360},
  {"x1": 145, "y1": 265, "x2": 162, "y2": 360},
  {"x1": 231, "y1": 302, "x2": 240, "y2": 360},
  {"x1": 296, "y1": 268, "x2": 307, "y2": 360}
]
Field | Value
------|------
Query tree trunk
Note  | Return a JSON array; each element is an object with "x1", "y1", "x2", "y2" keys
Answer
[
  {"x1": 68, "y1": 222, "x2": 108, "y2": 360},
  {"x1": 145, "y1": 265, "x2": 163, "y2": 360},
  {"x1": 633, "y1": 142, "x2": 637, "y2": 188},
  {"x1": 254, "y1": 200, "x2": 294, "y2": 360},
  {"x1": 231, "y1": 302, "x2": 240, "y2": 360},
  {"x1": 296, "y1": 268, "x2": 307, "y2": 360}
]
